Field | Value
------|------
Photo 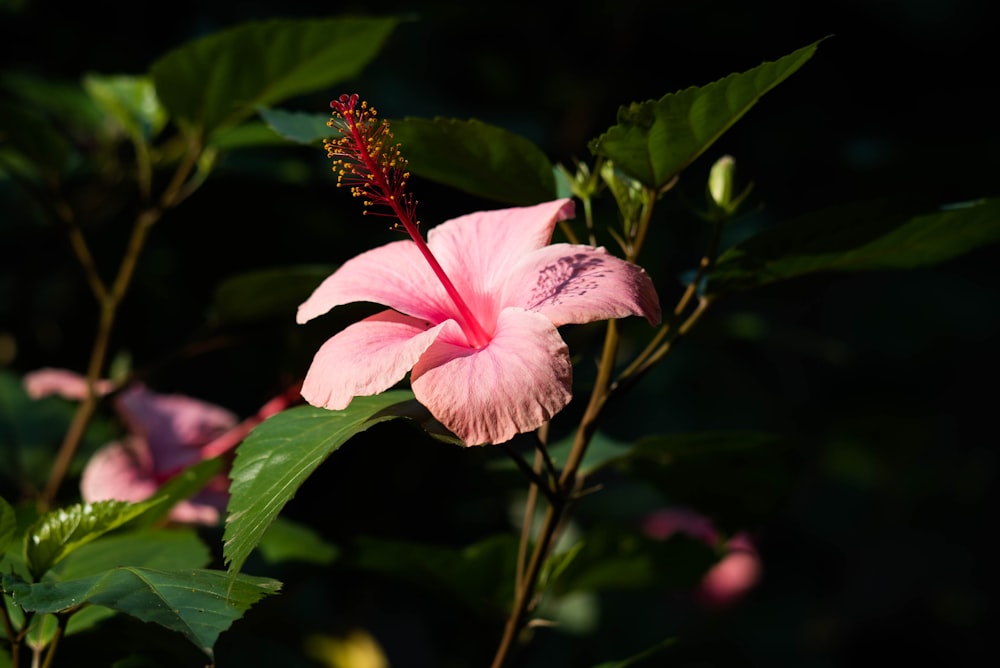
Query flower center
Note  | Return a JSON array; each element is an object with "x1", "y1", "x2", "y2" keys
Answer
[{"x1": 326, "y1": 94, "x2": 491, "y2": 349}]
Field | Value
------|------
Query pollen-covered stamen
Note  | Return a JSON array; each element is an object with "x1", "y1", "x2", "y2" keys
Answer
[{"x1": 325, "y1": 94, "x2": 492, "y2": 349}]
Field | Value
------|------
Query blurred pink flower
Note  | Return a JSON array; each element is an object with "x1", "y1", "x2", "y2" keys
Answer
[
  {"x1": 297, "y1": 198, "x2": 661, "y2": 445},
  {"x1": 79, "y1": 384, "x2": 239, "y2": 525},
  {"x1": 642, "y1": 507, "x2": 762, "y2": 608},
  {"x1": 25, "y1": 368, "x2": 300, "y2": 524}
]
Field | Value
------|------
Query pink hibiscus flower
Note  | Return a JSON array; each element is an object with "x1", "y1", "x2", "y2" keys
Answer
[{"x1": 297, "y1": 198, "x2": 662, "y2": 445}]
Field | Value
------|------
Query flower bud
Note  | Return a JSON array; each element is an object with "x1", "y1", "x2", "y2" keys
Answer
[{"x1": 708, "y1": 155, "x2": 736, "y2": 210}]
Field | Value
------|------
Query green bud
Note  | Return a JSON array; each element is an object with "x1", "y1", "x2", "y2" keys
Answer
[{"x1": 708, "y1": 155, "x2": 736, "y2": 210}]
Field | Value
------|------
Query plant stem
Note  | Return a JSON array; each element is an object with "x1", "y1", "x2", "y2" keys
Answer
[
  {"x1": 40, "y1": 614, "x2": 69, "y2": 668},
  {"x1": 39, "y1": 137, "x2": 203, "y2": 509}
]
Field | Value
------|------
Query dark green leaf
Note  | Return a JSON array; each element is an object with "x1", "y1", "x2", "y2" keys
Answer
[
  {"x1": 0, "y1": 497, "x2": 14, "y2": 555},
  {"x1": 391, "y1": 117, "x2": 556, "y2": 205},
  {"x1": 591, "y1": 638, "x2": 678, "y2": 668},
  {"x1": 212, "y1": 265, "x2": 335, "y2": 324},
  {"x1": 257, "y1": 517, "x2": 338, "y2": 566},
  {"x1": 257, "y1": 108, "x2": 330, "y2": 145},
  {"x1": 30, "y1": 529, "x2": 211, "y2": 645},
  {"x1": 0, "y1": 100, "x2": 73, "y2": 176},
  {"x1": 4, "y1": 568, "x2": 281, "y2": 657},
  {"x1": 589, "y1": 40, "x2": 822, "y2": 189},
  {"x1": 224, "y1": 394, "x2": 416, "y2": 575},
  {"x1": 150, "y1": 17, "x2": 400, "y2": 138},
  {"x1": 208, "y1": 121, "x2": 288, "y2": 150},
  {"x1": 614, "y1": 432, "x2": 793, "y2": 532},
  {"x1": 348, "y1": 534, "x2": 518, "y2": 615},
  {"x1": 708, "y1": 197, "x2": 1000, "y2": 295},
  {"x1": 554, "y1": 525, "x2": 716, "y2": 594},
  {"x1": 26, "y1": 499, "x2": 163, "y2": 578}
]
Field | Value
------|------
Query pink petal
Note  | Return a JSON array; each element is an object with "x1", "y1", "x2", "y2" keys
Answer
[
  {"x1": 302, "y1": 310, "x2": 462, "y2": 410},
  {"x1": 410, "y1": 308, "x2": 572, "y2": 445},
  {"x1": 116, "y1": 385, "x2": 238, "y2": 475},
  {"x1": 502, "y1": 244, "x2": 662, "y2": 327},
  {"x1": 80, "y1": 438, "x2": 158, "y2": 505},
  {"x1": 296, "y1": 240, "x2": 455, "y2": 325},
  {"x1": 23, "y1": 368, "x2": 114, "y2": 401}
]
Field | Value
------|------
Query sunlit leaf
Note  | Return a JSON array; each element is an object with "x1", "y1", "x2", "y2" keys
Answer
[
  {"x1": 708, "y1": 197, "x2": 1000, "y2": 295},
  {"x1": 391, "y1": 117, "x2": 556, "y2": 205},
  {"x1": 25, "y1": 499, "x2": 163, "y2": 578},
  {"x1": 589, "y1": 40, "x2": 822, "y2": 189},
  {"x1": 224, "y1": 393, "x2": 416, "y2": 575},
  {"x1": 4, "y1": 568, "x2": 280, "y2": 658},
  {"x1": 83, "y1": 74, "x2": 167, "y2": 143},
  {"x1": 150, "y1": 17, "x2": 400, "y2": 138},
  {"x1": 212, "y1": 265, "x2": 336, "y2": 324}
]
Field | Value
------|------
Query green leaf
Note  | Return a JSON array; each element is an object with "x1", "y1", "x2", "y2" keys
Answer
[
  {"x1": 257, "y1": 107, "x2": 330, "y2": 145},
  {"x1": 591, "y1": 638, "x2": 678, "y2": 668},
  {"x1": 131, "y1": 457, "x2": 224, "y2": 529},
  {"x1": 348, "y1": 534, "x2": 518, "y2": 615},
  {"x1": 257, "y1": 517, "x2": 338, "y2": 566},
  {"x1": 391, "y1": 117, "x2": 557, "y2": 205},
  {"x1": 29, "y1": 529, "x2": 211, "y2": 645},
  {"x1": 553, "y1": 526, "x2": 716, "y2": 595},
  {"x1": 25, "y1": 499, "x2": 163, "y2": 579},
  {"x1": 82, "y1": 74, "x2": 167, "y2": 143},
  {"x1": 589, "y1": 40, "x2": 822, "y2": 189},
  {"x1": 212, "y1": 265, "x2": 335, "y2": 324},
  {"x1": 0, "y1": 100, "x2": 73, "y2": 176},
  {"x1": 208, "y1": 120, "x2": 288, "y2": 151},
  {"x1": 0, "y1": 498, "x2": 13, "y2": 555},
  {"x1": 614, "y1": 431, "x2": 793, "y2": 533},
  {"x1": 224, "y1": 393, "x2": 416, "y2": 575},
  {"x1": 150, "y1": 16, "x2": 400, "y2": 139},
  {"x1": 708, "y1": 197, "x2": 1000, "y2": 295},
  {"x1": 4, "y1": 568, "x2": 281, "y2": 658}
]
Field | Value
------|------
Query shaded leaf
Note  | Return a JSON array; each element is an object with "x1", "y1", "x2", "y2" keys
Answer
[
  {"x1": 614, "y1": 431, "x2": 793, "y2": 532},
  {"x1": 348, "y1": 534, "x2": 518, "y2": 615},
  {"x1": 590, "y1": 40, "x2": 821, "y2": 189},
  {"x1": 224, "y1": 393, "x2": 416, "y2": 575},
  {"x1": 132, "y1": 457, "x2": 225, "y2": 529},
  {"x1": 0, "y1": 100, "x2": 73, "y2": 176},
  {"x1": 257, "y1": 517, "x2": 338, "y2": 566},
  {"x1": 4, "y1": 568, "x2": 281, "y2": 658},
  {"x1": 0, "y1": 498, "x2": 13, "y2": 556},
  {"x1": 553, "y1": 526, "x2": 716, "y2": 595},
  {"x1": 208, "y1": 121, "x2": 288, "y2": 150},
  {"x1": 212, "y1": 265, "x2": 335, "y2": 324},
  {"x1": 258, "y1": 107, "x2": 330, "y2": 145},
  {"x1": 391, "y1": 117, "x2": 556, "y2": 205},
  {"x1": 591, "y1": 638, "x2": 678, "y2": 668},
  {"x1": 26, "y1": 499, "x2": 163, "y2": 578},
  {"x1": 150, "y1": 17, "x2": 400, "y2": 138},
  {"x1": 708, "y1": 197, "x2": 1000, "y2": 295}
]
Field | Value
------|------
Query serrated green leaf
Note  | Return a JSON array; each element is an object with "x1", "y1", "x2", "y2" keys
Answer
[
  {"x1": 28, "y1": 529, "x2": 211, "y2": 646},
  {"x1": 0, "y1": 498, "x2": 13, "y2": 555},
  {"x1": 391, "y1": 117, "x2": 556, "y2": 205},
  {"x1": 150, "y1": 17, "x2": 400, "y2": 139},
  {"x1": 257, "y1": 107, "x2": 330, "y2": 145},
  {"x1": 25, "y1": 499, "x2": 163, "y2": 578},
  {"x1": 589, "y1": 40, "x2": 822, "y2": 189},
  {"x1": 4, "y1": 568, "x2": 281, "y2": 658},
  {"x1": 212, "y1": 265, "x2": 336, "y2": 324},
  {"x1": 224, "y1": 393, "x2": 416, "y2": 575},
  {"x1": 707, "y1": 197, "x2": 1000, "y2": 295},
  {"x1": 82, "y1": 74, "x2": 167, "y2": 143}
]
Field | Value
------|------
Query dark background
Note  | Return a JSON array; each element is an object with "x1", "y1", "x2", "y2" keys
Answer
[{"x1": 1, "y1": 1, "x2": 996, "y2": 666}]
